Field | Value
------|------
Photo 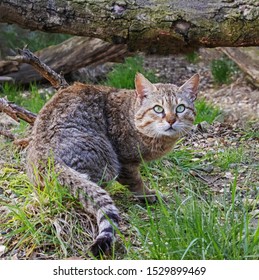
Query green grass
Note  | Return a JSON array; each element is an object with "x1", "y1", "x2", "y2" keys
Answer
[
  {"x1": 1, "y1": 131, "x2": 258, "y2": 259},
  {"x1": 105, "y1": 56, "x2": 158, "y2": 89},
  {"x1": 124, "y1": 148, "x2": 259, "y2": 260},
  {"x1": 0, "y1": 23, "x2": 71, "y2": 58},
  {"x1": 1, "y1": 82, "x2": 52, "y2": 134},
  {"x1": 2, "y1": 82, "x2": 49, "y2": 114},
  {"x1": 185, "y1": 51, "x2": 199, "y2": 64},
  {"x1": 210, "y1": 57, "x2": 237, "y2": 85},
  {"x1": 214, "y1": 147, "x2": 244, "y2": 170},
  {"x1": 127, "y1": 184, "x2": 259, "y2": 260},
  {"x1": 195, "y1": 98, "x2": 222, "y2": 124},
  {"x1": 0, "y1": 159, "x2": 94, "y2": 259}
]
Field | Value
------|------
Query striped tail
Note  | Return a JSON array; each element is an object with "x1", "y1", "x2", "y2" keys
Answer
[{"x1": 56, "y1": 163, "x2": 119, "y2": 257}]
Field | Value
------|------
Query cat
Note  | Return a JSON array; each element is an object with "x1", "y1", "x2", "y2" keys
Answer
[{"x1": 26, "y1": 72, "x2": 199, "y2": 257}]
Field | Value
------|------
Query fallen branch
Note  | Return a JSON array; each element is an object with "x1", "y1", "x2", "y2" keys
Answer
[
  {"x1": 220, "y1": 47, "x2": 259, "y2": 88},
  {"x1": 7, "y1": 48, "x2": 69, "y2": 89},
  {"x1": 0, "y1": 97, "x2": 37, "y2": 125},
  {"x1": 13, "y1": 137, "x2": 31, "y2": 148},
  {"x1": 0, "y1": 129, "x2": 15, "y2": 140},
  {"x1": 0, "y1": 129, "x2": 31, "y2": 148},
  {"x1": 1, "y1": 37, "x2": 129, "y2": 85}
]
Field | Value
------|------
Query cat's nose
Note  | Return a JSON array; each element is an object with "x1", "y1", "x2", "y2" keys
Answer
[{"x1": 166, "y1": 115, "x2": 176, "y2": 126}]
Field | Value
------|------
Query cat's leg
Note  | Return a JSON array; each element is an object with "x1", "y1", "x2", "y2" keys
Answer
[{"x1": 117, "y1": 164, "x2": 159, "y2": 203}]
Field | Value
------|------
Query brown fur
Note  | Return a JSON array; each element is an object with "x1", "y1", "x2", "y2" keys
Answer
[{"x1": 26, "y1": 73, "x2": 199, "y2": 256}]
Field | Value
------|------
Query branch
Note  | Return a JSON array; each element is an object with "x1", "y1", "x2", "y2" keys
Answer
[
  {"x1": 1, "y1": 37, "x2": 129, "y2": 85},
  {"x1": 6, "y1": 48, "x2": 69, "y2": 89},
  {"x1": 0, "y1": 129, "x2": 31, "y2": 148},
  {"x1": 220, "y1": 47, "x2": 259, "y2": 88},
  {"x1": 0, "y1": 129, "x2": 15, "y2": 141},
  {"x1": 0, "y1": 97, "x2": 37, "y2": 125}
]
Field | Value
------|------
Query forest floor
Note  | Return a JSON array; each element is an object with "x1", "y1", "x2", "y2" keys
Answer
[{"x1": 0, "y1": 48, "x2": 258, "y2": 260}]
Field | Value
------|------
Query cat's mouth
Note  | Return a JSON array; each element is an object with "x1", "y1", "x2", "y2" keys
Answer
[
  {"x1": 165, "y1": 126, "x2": 176, "y2": 132},
  {"x1": 165, "y1": 126, "x2": 175, "y2": 131}
]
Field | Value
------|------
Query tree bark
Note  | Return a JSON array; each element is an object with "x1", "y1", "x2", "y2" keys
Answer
[
  {"x1": 0, "y1": 36, "x2": 128, "y2": 84},
  {"x1": 0, "y1": 1, "x2": 258, "y2": 54}
]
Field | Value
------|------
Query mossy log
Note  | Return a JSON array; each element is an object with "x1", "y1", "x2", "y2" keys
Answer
[{"x1": 0, "y1": 0, "x2": 258, "y2": 54}]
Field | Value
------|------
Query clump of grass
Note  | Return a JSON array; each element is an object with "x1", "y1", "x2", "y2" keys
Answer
[
  {"x1": 127, "y1": 172, "x2": 259, "y2": 260},
  {"x1": 185, "y1": 51, "x2": 199, "y2": 64},
  {"x1": 214, "y1": 147, "x2": 244, "y2": 170},
  {"x1": 210, "y1": 57, "x2": 237, "y2": 85},
  {"x1": 2, "y1": 82, "x2": 49, "y2": 114},
  {"x1": 0, "y1": 23, "x2": 71, "y2": 58},
  {"x1": 0, "y1": 161, "x2": 95, "y2": 259},
  {"x1": 1, "y1": 82, "x2": 51, "y2": 134},
  {"x1": 1, "y1": 83, "x2": 23, "y2": 105},
  {"x1": 195, "y1": 98, "x2": 222, "y2": 124},
  {"x1": 105, "y1": 56, "x2": 158, "y2": 89}
]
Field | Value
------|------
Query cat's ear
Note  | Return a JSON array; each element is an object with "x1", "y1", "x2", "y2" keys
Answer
[
  {"x1": 135, "y1": 73, "x2": 157, "y2": 99},
  {"x1": 179, "y1": 73, "x2": 200, "y2": 102}
]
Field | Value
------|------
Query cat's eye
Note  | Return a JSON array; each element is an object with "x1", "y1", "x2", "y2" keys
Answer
[
  {"x1": 153, "y1": 105, "x2": 164, "y2": 114},
  {"x1": 176, "y1": 104, "x2": 185, "y2": 113}
]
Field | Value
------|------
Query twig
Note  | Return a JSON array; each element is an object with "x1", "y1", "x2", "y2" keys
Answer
[
  {"x1": 6, "y1": 47, "x2": 69, "y2": 89},
  {"x1": 0, "y1": 97, "x2": 37, "y2": 125},
  {"x1": 13, "y1": 137, "x2": 31, "y2": 148},
  {"x1": 0, "y1": 129, "x2": 15, "y2": 140},
  {"x1": 0, "y1": 129, "x2": 31, "y2": 149}
]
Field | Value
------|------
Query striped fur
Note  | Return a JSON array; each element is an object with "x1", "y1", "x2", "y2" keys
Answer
[{"x1": 26, "y1": 73, "x2": 199, "y2": 257}]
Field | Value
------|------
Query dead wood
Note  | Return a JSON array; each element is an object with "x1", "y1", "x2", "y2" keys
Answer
[
  {"x1": 0, "y1": 97, "x2": 37, "y2": 125},
  {"x1": 1, "y1": 0, "x2": 259, "y2": 54},
  {"x1": 7, "y1": 48, "x2": 69, "y2": 89},
  {"x1": 0, "y1": 128, "x2": 31, "y2": 148},
  {"x1": 0, "y1": 129, "x2": 15, "y2": 141},
  {"x1": 13, "y1": 137, "x2": 31, "y2": 148},
  {"x1": 220, "y1": 47, "x2": 259, "y2": 88},
  {"x1": 0, "y1": 37, "x2": 128, "y2": 85}
]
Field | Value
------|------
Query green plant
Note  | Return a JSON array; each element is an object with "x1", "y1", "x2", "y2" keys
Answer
[
  {"x1": 0, "y1": 161, "x2": 94, "y2": 259},
  {"x1": 1, "y1": 82, "x2": 52, "y2": 134},
  {"x1": 185, "y1": 51, "x2": 199, "y2": 64},
  {"x1": 1, "y1": 82, "x2": 48, "y2": 113},
  {"x1": 127, "y1": 176, "x2": 259, "y2": 260},
  {"x1": 0, "y1": 24, "x2": 71, "y2": 58},
  {"x1": 215, "y1": 147, "x2": 244, "y2": 170},
  {"x1": 1, "y1": 83, "x2": 23, "y2": 105},
  {"x1": 210, "y1": 58, "x2": 236, "y2": 85},
  {"x1": 105, "y1": 56, "x2": 158, "y2": 89},
  {"x1": 195, "y1": 98, "x2": 222, "y2": 124}
]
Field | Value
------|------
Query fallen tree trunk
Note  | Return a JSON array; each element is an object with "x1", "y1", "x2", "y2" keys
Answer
[
  {"x1": 0, "y1": 36, "x2": 128, "y2": 84},
  {"x1": 0, "y1": 0, "x2": 258, "y2": 54},
  {"x1": 220, "y1": 47, "x2": 259, "y2": 88}
]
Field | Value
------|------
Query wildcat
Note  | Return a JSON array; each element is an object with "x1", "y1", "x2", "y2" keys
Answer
[{"x1": 26, "y1": 72, "x2": 199, "y2": 257}]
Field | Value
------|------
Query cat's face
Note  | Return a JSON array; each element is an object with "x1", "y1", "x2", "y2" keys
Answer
[{"x1": 134, "y1": 73, "x2": 199, "y2": 138}]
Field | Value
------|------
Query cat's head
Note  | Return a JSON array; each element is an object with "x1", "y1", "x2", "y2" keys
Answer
[{"x1": 134, "y1": 73, "x2": 199, "y2": 138}]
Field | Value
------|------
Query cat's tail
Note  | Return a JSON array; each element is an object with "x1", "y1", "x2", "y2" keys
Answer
[{"x1": 56, "y1": 163, "x2": 119, "y2": 257}]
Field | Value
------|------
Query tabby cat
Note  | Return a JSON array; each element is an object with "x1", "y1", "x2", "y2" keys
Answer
[{"x1": 26, "y1": 73, "x2": 199, "y2": 257}]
